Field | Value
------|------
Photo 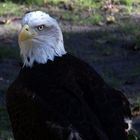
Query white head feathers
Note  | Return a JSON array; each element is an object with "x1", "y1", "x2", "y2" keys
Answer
[
  {"x1": 19, "y1": 11, "x2": 66, "y2": 67},
  {"x1": 22, "y1": 11, "x2": 56, "y2": 27}
]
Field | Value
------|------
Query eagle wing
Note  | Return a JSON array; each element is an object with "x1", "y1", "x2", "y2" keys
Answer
[
  {"x1": 6, "y1": 87, "x2": 48, "y2": 140},
  {"x1": 6, "y1": 81, "x2": 109, "y2": 140},
  {"x1": 71, "y1": 55, "x2": 131, "y2": 140}
]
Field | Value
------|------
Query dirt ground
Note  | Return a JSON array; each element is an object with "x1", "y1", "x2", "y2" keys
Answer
[{"x1": 0, "y1": 15, "x2": 140, "y2": 137}]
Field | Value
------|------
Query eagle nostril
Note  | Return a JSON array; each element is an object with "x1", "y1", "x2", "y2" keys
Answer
[{"x1": 25, "y1": 28, "x2": 29, "y2": 31}]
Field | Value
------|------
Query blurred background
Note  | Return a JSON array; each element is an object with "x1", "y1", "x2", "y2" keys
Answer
[{"x1": 0, "y1": 0, "x2": 140, "y2": 139}]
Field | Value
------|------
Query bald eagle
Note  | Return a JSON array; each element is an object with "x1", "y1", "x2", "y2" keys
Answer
[{"x1": 6, "y1": 11, "x2": 131, "y2": 140}]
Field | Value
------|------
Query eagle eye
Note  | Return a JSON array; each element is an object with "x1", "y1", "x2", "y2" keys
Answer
[{"x1": 36, "y1": 25, "x2": 45, "y2": 31}]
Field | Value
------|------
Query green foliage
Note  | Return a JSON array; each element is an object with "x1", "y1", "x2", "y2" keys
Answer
[
  {"x1": 120, "y1": 0, "x2": 133, "y2": 5},
  {"x1": 91, "y1": 14, "x2": 103, "y2": 25},
  {"x1": 120, "y1": 0, "x2": 133, "y2": 13},
  {"x1": 76, "y1": 0, "x2": 98, "y2": 8},
  {"x1": 79, "y1": 14, "x2": 104, "y2": 25},
  {"x1": 0, "y1": 1, "x2": 22, "y2": 16},
  {"x1": 25, "y1": 0, "x2": 45, "y2": 5},
  {"x1": 6, "y1": 0, "x2": 98, "y2": 7},
  {"x1": 5, "y1": 0, "x2": 45, "y2": 5},
  {"x1": 62, "y1": 12, "x2": 103, "y2": 25},
  {"x1": 46, "y1": 0, "x2": 67, "y2": 5}
]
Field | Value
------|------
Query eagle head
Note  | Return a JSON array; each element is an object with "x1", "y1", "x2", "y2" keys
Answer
[{"x1": 18, "y1": 11, "x2": 66, "y2": 67}]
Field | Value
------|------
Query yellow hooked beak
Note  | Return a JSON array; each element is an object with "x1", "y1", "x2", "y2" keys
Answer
[{"x1": 18, "y1": 24, "x2": 35, "y2": 42}]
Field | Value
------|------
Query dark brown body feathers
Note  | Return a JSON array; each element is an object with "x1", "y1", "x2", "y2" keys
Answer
[{"x1": 6, "y1": 54, "x2": 131, "y2": 140}]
